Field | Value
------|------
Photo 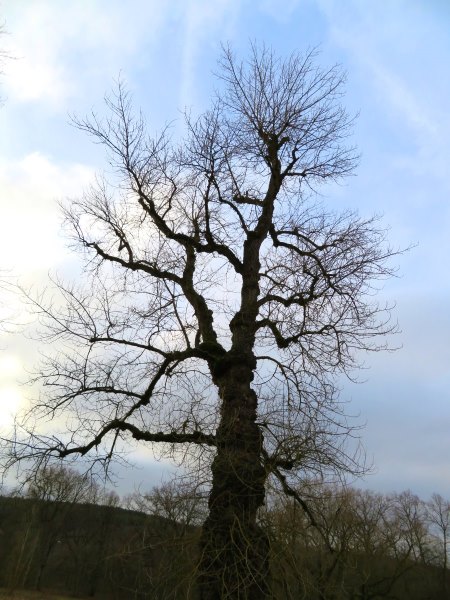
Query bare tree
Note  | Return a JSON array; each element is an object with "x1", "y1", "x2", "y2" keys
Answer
[
  {"x1": 2, "y1": 45, "x2": 398, "y2": 598},
  {"x1": 4, "y1": 465, "x2": 98, "y2": 591},
  {"x1": 126, "y1": 479, "x2": 207, "y2": 530},
  {"x1": 25, "y1": 465, "x2": 95, "y2": 504},
  {"x1": 427, "y1": 493, "x2": 450, "y2": 594},
  {"x1": 26, "y1": 466, "x2": 98, "y2": 590}
]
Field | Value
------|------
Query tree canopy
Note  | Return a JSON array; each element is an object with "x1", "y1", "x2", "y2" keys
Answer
[{"x1": 2, "y1": 45, "x2": 397, "y2": 598}]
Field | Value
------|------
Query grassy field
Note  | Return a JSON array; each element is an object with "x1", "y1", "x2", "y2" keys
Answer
[{"x1": 0, "y1": 590, "x2": 89, "y2": 600}]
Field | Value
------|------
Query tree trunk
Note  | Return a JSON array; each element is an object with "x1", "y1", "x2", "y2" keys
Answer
[{"x1": 198, "y1": 361, "x2": 270, "y2": 599}]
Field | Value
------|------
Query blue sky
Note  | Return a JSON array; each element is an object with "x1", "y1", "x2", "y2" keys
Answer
[{"x1": 0, "y1": 0, "x2": 449, "y2": 498}]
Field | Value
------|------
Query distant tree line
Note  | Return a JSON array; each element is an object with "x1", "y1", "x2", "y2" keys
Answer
[
  {"x1": 263, "y1": 483, "x2": 450, "y2": 599},
  {"x1": 0, "y1": 466, "x2": 449, "y2": 599}
]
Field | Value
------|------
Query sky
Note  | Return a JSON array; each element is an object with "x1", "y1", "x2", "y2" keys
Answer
[{"x1": 0, "y1": 0, "x2": 449, "y2": 498}]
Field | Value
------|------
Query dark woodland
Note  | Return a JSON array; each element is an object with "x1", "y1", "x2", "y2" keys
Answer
[{"x1": 0, "y1": 468, "x2": 450, "y2": 599}]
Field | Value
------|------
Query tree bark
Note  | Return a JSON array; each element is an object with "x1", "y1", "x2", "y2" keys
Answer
[{"x1": 198, "y1": 359, "x2": 270, "y2": 599}]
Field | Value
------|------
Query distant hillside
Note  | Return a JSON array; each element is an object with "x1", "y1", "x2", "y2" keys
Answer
[{"x1": 0, "y1": 495, "x2": 198, "y2": 599}]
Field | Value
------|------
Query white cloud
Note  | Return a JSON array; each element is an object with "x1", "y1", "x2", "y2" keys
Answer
[
  {"x1": 0, "y1": 354, "x2": 23, "y2": 429},
  {"x1": 0, "y1": 152, "x2": 94, "y2": 272},
  {"x1": 0, "y1": 385, "x2": 22, "y2": 429},
  {"x1": 0, "y1": 354, "x2": 21, "y2": 378},
  {"x1": 2, "y1": 0, "x2": 172, "y2": 109},
  {"x1": 3, "y1": 2, "x2": 75, "y2": 107},
  {"x1": 0, "y1": 153, "x2": 92, "y2": 433},
  {"x1": 5, "y1": 54, "x2": 70, "y2": 107}
]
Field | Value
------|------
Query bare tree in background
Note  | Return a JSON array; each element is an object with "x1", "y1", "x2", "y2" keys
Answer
[
  {"x1": 427, "y1": 493, "x2": 450, "y2": 594},
  {"x1": 2, "y1": 45, "x2": 398, "y2": 598}
]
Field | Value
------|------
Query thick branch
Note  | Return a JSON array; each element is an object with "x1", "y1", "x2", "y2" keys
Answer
[{"x1": 57, "y1": 420, "x2": 216, "y2": 459}]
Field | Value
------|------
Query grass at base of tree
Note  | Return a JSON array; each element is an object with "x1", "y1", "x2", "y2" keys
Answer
[{"x1": 0, "y1": 590, "x2": 90, "y2": 600}]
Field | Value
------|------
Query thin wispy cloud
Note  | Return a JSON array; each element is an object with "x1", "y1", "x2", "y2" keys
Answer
[{"x1": 178, "y1": 0, "x2": 240, "y2": 110}]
